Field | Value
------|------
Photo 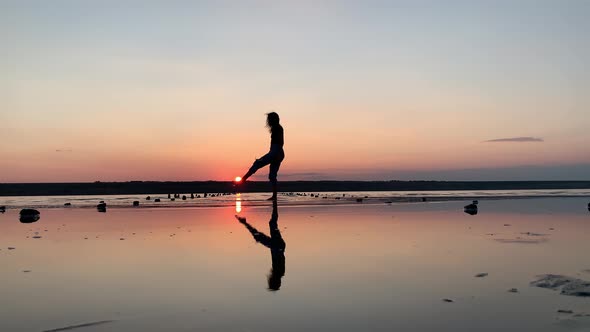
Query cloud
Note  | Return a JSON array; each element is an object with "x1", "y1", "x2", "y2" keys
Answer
[{"x1": 483, "y1": 137, "x2": 544, "y2": 143}]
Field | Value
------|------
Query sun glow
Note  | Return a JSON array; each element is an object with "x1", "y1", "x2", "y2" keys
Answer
[{"x1": 235, "y1": 176, "x2": 242, "y2": 182}]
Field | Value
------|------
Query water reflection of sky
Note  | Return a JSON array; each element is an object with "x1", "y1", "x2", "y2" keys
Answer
[{"x1": 1, "y1": 198, "x2": 590, "y2": 331}]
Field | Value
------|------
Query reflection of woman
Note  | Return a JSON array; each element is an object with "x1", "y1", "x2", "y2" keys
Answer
[
  {"x1": 236, "y1": 112, "x2": 285, "y2": 201},
  {"x1": 235, "y1": 200, "x2": 285, "y2": 291}
]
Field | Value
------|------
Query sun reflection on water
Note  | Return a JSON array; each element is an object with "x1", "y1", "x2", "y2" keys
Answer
[{"x1": 235, "y1": 193, "x2": 242, "y2": 213}]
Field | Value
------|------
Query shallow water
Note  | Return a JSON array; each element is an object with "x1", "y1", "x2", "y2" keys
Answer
[
  {"x1": 1, "y1": 198, "x2": 590, "y2": 331},
  {"x1": 1, "y1": 189, "x2": 590, "y2": 209}
]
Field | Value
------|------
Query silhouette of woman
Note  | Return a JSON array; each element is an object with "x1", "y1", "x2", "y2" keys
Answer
[
  {"x1": 237, "y1": 112, "x2": 285, "y2": 201},
  {"x1": 235, "y1": 199, "x2": 286, "y2": 291}
]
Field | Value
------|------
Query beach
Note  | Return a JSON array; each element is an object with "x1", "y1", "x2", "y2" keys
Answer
[{"x1": 1, "y1": 194, "x2": 590, "y2": 331}]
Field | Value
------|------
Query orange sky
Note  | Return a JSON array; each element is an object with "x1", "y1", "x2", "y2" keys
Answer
[{"x1": 1, "y1": 2, "x2": 589, "y2": 182}]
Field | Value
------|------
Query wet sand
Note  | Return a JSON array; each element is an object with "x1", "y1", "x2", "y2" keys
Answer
[{"x1": 1, "y1": 197, "x2": 590, "y2": 331}]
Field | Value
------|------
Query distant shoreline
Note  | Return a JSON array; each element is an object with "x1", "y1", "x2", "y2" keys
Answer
[{"x1": 1, "y1": 180, "x2": 590, "y2": 197}]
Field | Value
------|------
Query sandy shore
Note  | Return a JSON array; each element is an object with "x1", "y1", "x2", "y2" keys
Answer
[{"x1": 1, "y1": 198, "x2": 589, "y2": 331}]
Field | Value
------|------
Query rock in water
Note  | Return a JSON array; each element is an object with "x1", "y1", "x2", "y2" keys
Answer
[
  {"x1": 0, "y1": 206, "x2": 6, "y2": 213},
  {"x1": 146, "y1": 196, "x2": 151, "y2": 200},
  {"x1": 64, "y1": 203, "x2": 72, "y2": 206},
  {"x1": 531, "y1": 274, "x2": 590, "y2": 297},
  {"x1": 464, "y1": 201, "x2": 478, "y2": 215},
  {"x1": 182, "y1": 195, "x2": 187, "y2": 200},
  {"x1": 133, "y1": 201, "x2": 140, "y2": 207},
  {"x1": 557, "y1": 309, "x2": 574, "y2": 314},
  {"x1": 20, "y1": 209, "x2": 39, "y2": 215},
  {"x1": 475, "y1": 273, "x2": 489, "y2": 278},
  {"x1": 154, "y1": 198, "x2": 161, "y2": 202},
  {"x1": 19, "y1": 209, "x2": 40, "y2": 223},
  {"x1": 97, "y1": 202, "x2": 107, "y2": 212}
]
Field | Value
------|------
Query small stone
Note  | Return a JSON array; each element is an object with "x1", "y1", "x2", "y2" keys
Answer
[
  {"x1": 442, "y1": 299, "x2": 454, "y2": 303},
  {"x1": 508, "y1": 288, "x2": 519, "y2": 293},
  {"x1": 475, "y1": 273, "x2": 489, "y2": 278},
  {"x1": 557, "y1": 309, "x2": 574, "y2": 314}
]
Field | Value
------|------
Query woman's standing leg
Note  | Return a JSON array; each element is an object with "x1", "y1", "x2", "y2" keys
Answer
[{"x1": 268, "y1": 155, "x2": 283, "y2": 200}]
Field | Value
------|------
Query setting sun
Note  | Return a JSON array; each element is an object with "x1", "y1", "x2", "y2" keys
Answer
[{"x1": 235, "y1": 176, "x2": 242, "y2": 182}]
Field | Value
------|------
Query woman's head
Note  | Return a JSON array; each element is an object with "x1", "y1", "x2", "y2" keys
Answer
[{"x1": 266, "y1": 112, "x2": 280, "y2": 130}]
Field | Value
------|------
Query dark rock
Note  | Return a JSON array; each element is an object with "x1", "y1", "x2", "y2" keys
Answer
[
  {"x1": 464, "y1": 201, "x2": 478, "y2": 215},
  {"x1": 19, "y1": 209, "x2": 40, "y2": 223},
  {"x1": 508, "y1": 288, "x2": 519, "y2": 293},
  {"x1": 133, "y1": 201, "x2": 140, "y2": 207},
  {"x1": 191, "y1": 193, "x2": 195, "y2": 199},
  {"x1": 20, "y1": 209, "x2": 40, "y2": 216},
  {"x1": 170, "y1": 198, "x2": 175, "y2": 201},
  {"x1": 0, "y1": 206, "x2": 6, "y2": 213},
  {"x1": 475, "y1": 273, "x2": 489, "y2": 278},
  {"x1": 146, "y1": 196, "x2": 151, "y2": 200},
  {"x1": 356, "y1": 198, "x2": 363, "y2": 203},
  {"x1": 154, "y1": 198, "x2": 161, "y2": 202},
  {"x1": 442, "y1": 298, "x2": 454, "y2": 303},
  {"x1": 531, "y1": 274, "x2": 590, "y2": 297},
  {"x1": 97, "y1": 202, "x2": 107, "y2": 212},
  {"x1": 557, "y1": 309, "x2": 574, "y2": 314},
  {"x1": 168, "y1": 194, "x2": 171, "y2": 199},
  {"x1": 182, "y1": 195, "x2": 187, "y2": 200},
  {"x1": 64, "y1": 203, "x2": 72, "y2": 206}
]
